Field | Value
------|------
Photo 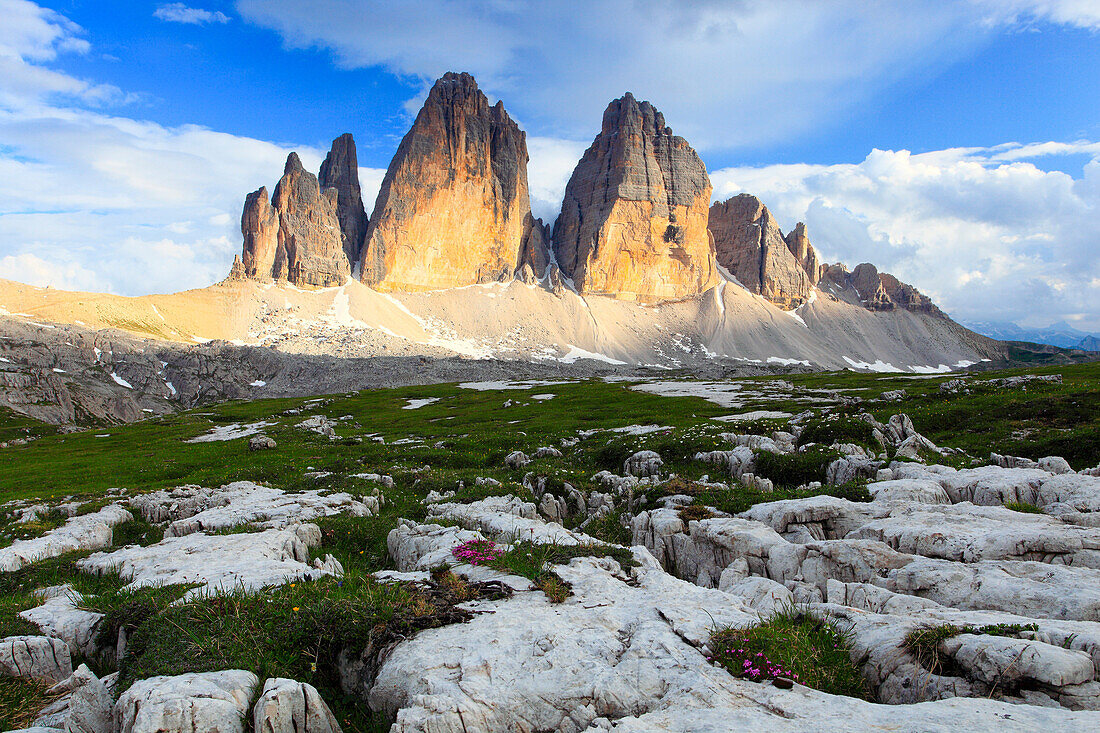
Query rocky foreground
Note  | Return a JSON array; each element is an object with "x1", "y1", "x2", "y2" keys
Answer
[{"x1": 3, "y1": 388, "x2": 1100, "y2": 731}]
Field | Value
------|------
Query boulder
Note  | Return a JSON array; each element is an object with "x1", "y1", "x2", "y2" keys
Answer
[
  {"x1": 552, "y1": 92, "x2": 717, "y2": 302},
  {"x1": 248, "y1": 435, "x2": 276, "y2": 451},
  {"x1": 115, "y1": 670, "x2": 258, "y2": 733},
  {"x1": 0, "y1": 635, "x2": 72, "y2": 682},
  {"x1": 253, "y1": 677, "x2": 342, "y2": 733}
]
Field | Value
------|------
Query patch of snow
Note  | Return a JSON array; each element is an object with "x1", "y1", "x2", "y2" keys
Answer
[
  {"x1": 784, "y1": 307, "x2": 809, "y2": 327},
  {"x1": 955, "y1": 359, "x2": 978, "y2": 368},
  {"x1": 0, "y1": 357, "x2": 9, "y2": 363},
  {"x1": 843, "y1": 357, "x2": 903, "y2": 373},
  {"x1": 185, "y1": 421, "x2": 274, "y2": 444},
  {"x1": 714, "y1": 280, "x2": 726, "y2": 317},
  {"x1": 608, "y1": 424, "x2": 674, "y2": 436},
  {"x1": 165, "y1": 381, "x2": 177, "y2": 395},
  {"x1": 907, "y1": 364, "x2": 954, "y2": 374},
  {"x1": 629, "y1": 380, "x2": 748, "y2": 408},
  {"x1": 403, "y1": 398, "x2": 440, "y2": 410},
  {"x1": 531, "y1": 393, "x2": 556, "y2": 400},
  {"x1": 767, "y1": 356, "x2": 810, "y2": 366},
  {"x1": 110, "y1": 372, "x2": 133, "y2": 389},
  {"x1": 712, "y1": 411, "x2": 794, "y2": 422},
  {"x1": 52, "y1": 368, "x2": 66, "y2": 373},
  {"x1": 192, "y1": 336, "x2": 212, "y2": 344},
  {"x1": 28, "y1": 321, "x2": 55, "y2": 329},
  {"x1": 559, "y1": 345, "x2": 627, "y2": 365},
  {"x1": 459, "y1": 380, "x2": 574, "y2": 391},
  {"x1": 249, "y1": 380, "x2": 267, "y2": 387},
  {"x1": 150, "y1": 304, "x2": 165, "y2": 322},
  {"x1": 93, "y1": 348, "x2": 102, "y2": 362}
]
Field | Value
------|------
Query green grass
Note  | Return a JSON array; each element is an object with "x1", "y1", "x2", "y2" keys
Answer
[
  {"x1": 798, "y1": 414, "x2": 880, "y2": 452},
  {"x1": 710, "y1": 608, "x2": 871, "y2": 699},
  {"x1": 0, "y1": 677, "x2": 58, "y2": 731},
  {"x1": 903, "y1": 622, "x2": 1040, "y2": 675},
  {"x1": 480, "y1": 539, "x2": 639, "y2": 602},
  {"x1": 680, "y1": 480, "x2": 871, "y2": 516},
  {"x1": 110, "y1": 573, "x2": 507, "y2": 731},
  {"x1": 1003, "y1": 500, "x2": 1044, "y2": 514},
  {"x1": 754, "y1": 446, "x2": 842, "y2": 487}
]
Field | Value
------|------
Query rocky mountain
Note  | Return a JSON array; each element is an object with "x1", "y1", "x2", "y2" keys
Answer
[
  {"x1": 360, "y1": 72, "x2": 540, "y2": 291},
  {"x1": 551, "y1": 93, "x2": 716, "y2": 302},
  {"x1": 821, "y1": 262, "x2": 943, "y2": 316},
  {"x1": 709, "y1": 194, "x2": 816, "y2": 309},
  {"x1": 1078, "y1": 335, "x2": 1100, "y2": 352},
  {"x1": 318, "y1": 133, "x2": 369, "y2": 269},
  {"x1": 784, "y1": 222, "x2": 822, "y2": 285},
  {"x1": 234, "y1": 152, "x2": 351, "y2": 287}
]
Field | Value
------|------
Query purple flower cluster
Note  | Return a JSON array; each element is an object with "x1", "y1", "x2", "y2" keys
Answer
[
  {"x1": 451, "y1": 538, "x2": 503, "y2": 566},
  {"x1": 709, "y1": 638, "x2": 799, "y2": 683}
]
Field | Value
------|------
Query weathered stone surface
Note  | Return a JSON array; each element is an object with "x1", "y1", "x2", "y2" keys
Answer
[
  {"x1": 552, "y1": 93, "x2": 717, "y2": 302},
  {"x1": 783, "y1": 222, "x2": 822, "y2": 285},
  {"x1": 238, "y1": 186, "x2": 281, "y2": 280},
  {"x1": 710, "y1": 194, "x2": 814, "y2": 308},
  {"x1": 361, "y1": 72, "x2": 536, "y2": 291},
  {"x1": 236, "y1": 153, "x2": 350, "y2": 287},
  {"x1": 319, "y1": 133, "x2": 369, "y2": 269},
  {"x1": 19, "y1": 586, "x2": 104, "y2": 657},
  {"x1": 77, "y1": 526, "x2": 332, "y2": 598},
  {"x1": 115, "y1": 670, "x2": 257, "y2": 733},
  {"x1": 130, "y1": 482, "x2": 371, "y2": 537},
  {"x1": 826, "y1": 261, "x2": 945, "y2": 316},
  {"x1": 272, "y1": 153, "x2": 350, "y2": 287},
  {"x1": 0, "y1": 504, "x2": 132, "y2": 571},
  {"x1": 253, "y1": 677, "x2": 342, "y2": 733},
  {"x1": 0, "y1": 635, "x2": 71, "y2": 682},
  {"x1": 369, "y1": 511, "x2": 1100, "y2": 732}
]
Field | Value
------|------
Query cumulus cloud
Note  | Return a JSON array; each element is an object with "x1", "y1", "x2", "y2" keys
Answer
[
  {"x1": 154, "y1": 3, "x2": 231, "y2": 25},
  {"x1": 709, "y1": 143, "x2": 1100, "y2": 331},
  {"x1": 235, "y1": 0, "x2": 1100, "y2": 153},
  {"x1": 0, "y1": 1, "x2": 323, "y2": 296}
]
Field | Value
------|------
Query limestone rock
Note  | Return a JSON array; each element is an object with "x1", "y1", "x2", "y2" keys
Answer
[
  {"x1": 784, "y1": 222, "x2": 822, "y2": 285},
  {"x1": 0, "y1": 504, "x2": 132, "y2": 572},
  {"x1": 318, "y1": 133, "x2": 369, "y2": 269},
  {"x1": 273, "y1": 153, "x2": 350, "y2": 287},
  {"x1": 361, "y1": 72, "x2": 536, "y2": 291},
  {"x1": 0, "y1": 635, "x2": 72, "y2": 682},
  {"x1": 709, "y1": 194, "x2": 814, "y2": 309},
  {"x1": 851, "y1": 263, "x2": 896, "y2": 311},
  {"x1": 551, "y1": 93, "x2": 717, "y2": 302},
  {"x1": 239, "y1": 186, "x2": 280, "y2": 280},
  {"x1": 115, "y1": 670, "x2": 257, "y2": 733},
  {"x1": 253, "y1": 677, "x2": 342, "y2": 733}
]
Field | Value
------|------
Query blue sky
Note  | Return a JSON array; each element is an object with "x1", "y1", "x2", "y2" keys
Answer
[{"x1": 1, "y1": 0, "x2": 1099, "y2": 331}]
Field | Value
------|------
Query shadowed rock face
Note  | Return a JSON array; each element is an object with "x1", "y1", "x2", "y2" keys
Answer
[
  {"x1": 234, "y1": 154, "x2": 351, "y2": 287},
  {"x1": 319, "y1": 133, "x2": 369, "y2": 270},
  {"x1": 827, "y1": 262, "x2": 944, "y2": 317},
  {"x1": 551, "y1": 93, "x2": 716, "y2": 302},
  {"x1": 360, "y1": 72, "x2": 536, "y2": 291},
  {"x1": 271, "y1": 153, "x2": 350, "y2": 287},
  {"x1": 785, "y1": 222, "x2": 822, "y2": 286},
  {"x1": 709, "y1": 194, "x2": 814, "y2": 309}
]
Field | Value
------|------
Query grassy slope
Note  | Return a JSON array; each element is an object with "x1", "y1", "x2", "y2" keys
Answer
[
  {"x1": 1, "y1": 362, "x2": 1097, "y2": 505},
  {"x1": 0, "y1": 363, "x2": 1097, "y2": 729}
]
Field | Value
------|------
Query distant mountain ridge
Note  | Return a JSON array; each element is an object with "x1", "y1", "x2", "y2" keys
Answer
[{"x1": 964, "y1": 320, "x2": 1100, "y2": 350}]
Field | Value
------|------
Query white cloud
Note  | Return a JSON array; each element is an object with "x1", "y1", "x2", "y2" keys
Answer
[
  {"x1": 235, "y1": 0, "x2": 1100, "y2": 153},
  {"x1": 0, "y1": 2, "x2": 319, "y2": 297},
  {"x1": 710, "y1": 143, "x2": 1100, "y2": 331},
  {"x1": 154, "y1": 4, "x2": 231, "y2": 25}
]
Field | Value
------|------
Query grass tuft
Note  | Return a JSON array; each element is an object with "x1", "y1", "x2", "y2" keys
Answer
[
  {"x1": 710, "y1": 608, "x2": 871, "y2": 699},
  {"x1": 903, "y1": 622, "x2": 1040, "y2": 675}
]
